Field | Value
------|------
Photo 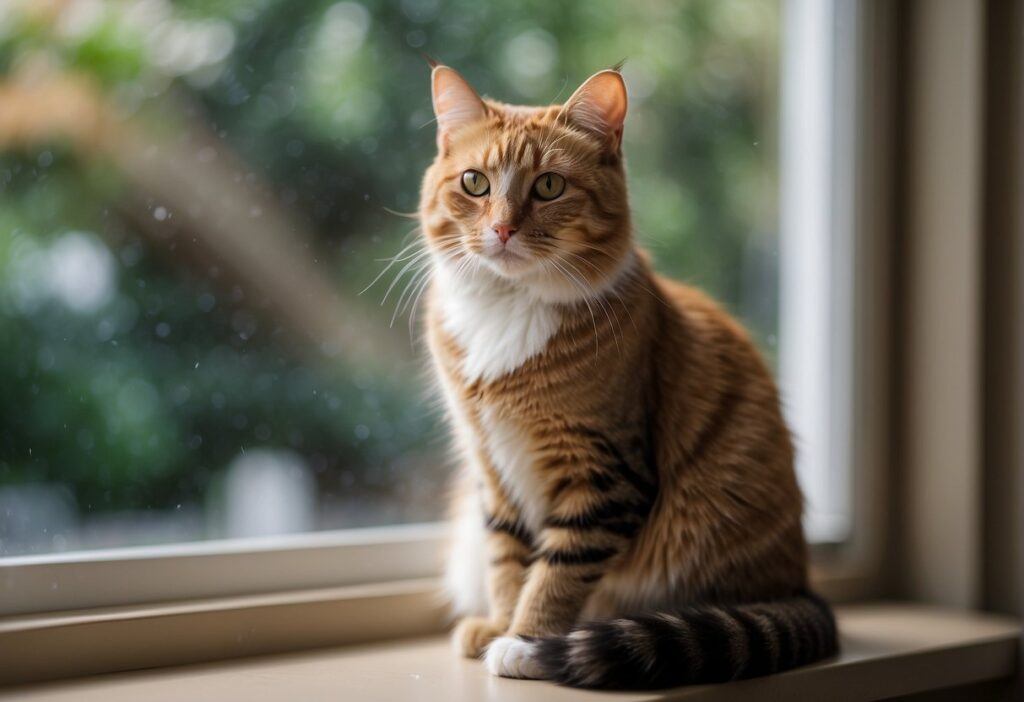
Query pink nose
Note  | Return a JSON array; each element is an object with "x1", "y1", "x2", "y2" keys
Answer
[{"x1": 493, "y1": 223, "x2": 517, "y2": 244}]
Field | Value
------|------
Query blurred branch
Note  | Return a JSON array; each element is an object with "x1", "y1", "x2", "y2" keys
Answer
[{"x1": 0, "y1": 62, "x2": 409, "y2": 369}]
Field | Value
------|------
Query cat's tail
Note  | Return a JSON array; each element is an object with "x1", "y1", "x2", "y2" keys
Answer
[{"x1": 530, "y1": 592, "x2": 838, "y2": 689}]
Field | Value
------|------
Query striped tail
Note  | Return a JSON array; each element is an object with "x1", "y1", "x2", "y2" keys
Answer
[{"x1": 532, "y1": 592, "x2": 838, "y2": 689}]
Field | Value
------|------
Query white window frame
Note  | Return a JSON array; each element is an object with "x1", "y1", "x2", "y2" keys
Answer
[
  {"x1": 780, "y1": 0, "x2": 892, "y2": 592},
  {"x1": 0, "y1": 523, "x2": 446, "y2": 616},
  {"x1": 780, "y1": 0, "x2": 854, "y2": 545},
  {"x1": 0, "y1": 0, "x2": 894, "y2": 620}
]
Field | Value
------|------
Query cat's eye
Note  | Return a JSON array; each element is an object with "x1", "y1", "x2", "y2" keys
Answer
[
  {"x1": 533, "y1": 172, "x2": 565, "y2": 201},
  {"x1": 461, "y1": 170, "x2": 489, "y2": 196}
]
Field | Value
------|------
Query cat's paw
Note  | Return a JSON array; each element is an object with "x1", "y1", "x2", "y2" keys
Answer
[
  {"x1": 453, "y1": 616, "x2": 505, "y2": 659},
  {"x1": 484, "y1": 636, "x2": 545, "y2": 679}
]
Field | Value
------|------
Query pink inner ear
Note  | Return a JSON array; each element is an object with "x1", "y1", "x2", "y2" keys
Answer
[
  {"x1": 563, "y1": 70, "x2": 628, "y2": 145},
  {"x1": 431, "y1": 67, "x2": 487, "y2": 145}
]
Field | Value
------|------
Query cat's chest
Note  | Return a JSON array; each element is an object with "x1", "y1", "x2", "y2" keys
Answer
[
  {"x1": 476, "y1": 405, "x2": 548, "y2": 532},
  {"x1": 431, "y1": 281, "x2": 558, "y2": 530},
  {"x1": 436, "y1": 276, "x2": 562, "y2": 384}
]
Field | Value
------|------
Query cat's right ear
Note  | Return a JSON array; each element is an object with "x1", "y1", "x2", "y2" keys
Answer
[{"x1": 431, "y1": 66, "x2": 487, "y2": 152}]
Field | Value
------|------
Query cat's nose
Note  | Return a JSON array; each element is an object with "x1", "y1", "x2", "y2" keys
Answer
[{"x1": 492, "y1": 223, "x2": 517, "y2": 244}]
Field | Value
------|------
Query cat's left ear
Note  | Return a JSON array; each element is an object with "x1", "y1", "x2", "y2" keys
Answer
[
  {"x1": 431, "y1": 66, "x2": 487, "y2": 151},
  {"x1": 561, "y1": 69, "x2": 628, "y2": 151}
]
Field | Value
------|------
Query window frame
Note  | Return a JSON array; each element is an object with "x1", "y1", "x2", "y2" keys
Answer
[
  {"x1": 0, "y1": 523, "x2": 446, "y2": 617},
  {"x1": 781, "y1": 0, "x2": 894, "y2": 597},
  {"x1": 0, "y1": 0, "x2": 896, "y2": 619}
]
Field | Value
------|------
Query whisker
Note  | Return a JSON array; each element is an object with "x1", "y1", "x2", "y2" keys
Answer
[
  {"x1": 380, "y1": 248, "x2": 433, "y2": 305},
  {"x1": 381, "y1": 206, "x2": 419, "y2": 220},
  {"x1": 406, "y1": 268, "x2": 436, "y2": 339},
  {"x1": 556, "y1": 255, "x2": 623, "y2": 356},
  {"x1": 548, "y1": 256, "x2": 600, "y2": 358},
  {"x1": 360, "y1": 233, "x2": 425, "y2": 295},
  {"x1": 553, "y1": 248, "x2": 638, "y2": 337},
  {"x1": 391, "y1": 263, "x2": 431, "y2": 328},
  {"x1": 540, "y1": 259, "x2": 583, "y2": 351}
]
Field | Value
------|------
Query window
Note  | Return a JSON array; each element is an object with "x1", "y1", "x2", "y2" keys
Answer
[
  {"x1": 1, "y1": 0, "x2": 877, "y2": 611},
  {"x1": 780, "y1": 0, "x2": 858, "y2": 545}
]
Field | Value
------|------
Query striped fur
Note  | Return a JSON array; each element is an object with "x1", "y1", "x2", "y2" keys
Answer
[
  {"x1": 420, "y1": 66, "x2": 838, "y2": 689},
  {"x1": 532, "y1": 592, "x2": 838, "y2": 688}
]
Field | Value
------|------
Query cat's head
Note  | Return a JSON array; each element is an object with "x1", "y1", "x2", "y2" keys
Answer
[{"x1": 420, "y1": 65, "x2": 633, "y2": 302}]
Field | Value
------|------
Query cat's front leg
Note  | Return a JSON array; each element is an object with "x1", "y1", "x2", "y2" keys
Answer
[
  {"x1": 453, "y1": 469, "x2": 535, "y2": 658},
  {"x1": 484, "y1": 549, "x2": 621, "y2": 679},
  {"x1": 485, "y1": 456, "x2": 656, "y2": 679}
]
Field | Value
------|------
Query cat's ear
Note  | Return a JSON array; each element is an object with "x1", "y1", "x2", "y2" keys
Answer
[
  {"x1": 561, "y1": 69, "x2": 628, "y2": 150},
  {"x1": 431, "y1": 66, "x2": 487, "y2": 151}
]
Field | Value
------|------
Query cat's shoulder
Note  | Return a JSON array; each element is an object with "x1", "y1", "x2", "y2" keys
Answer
[{"x1": 653, "y1": 274, "x2": 753, "y2": 344}]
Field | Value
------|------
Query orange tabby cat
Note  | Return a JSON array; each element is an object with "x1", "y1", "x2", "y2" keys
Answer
[{"x1": 418, "y1": 64, "x2": 837, "y2": 688}]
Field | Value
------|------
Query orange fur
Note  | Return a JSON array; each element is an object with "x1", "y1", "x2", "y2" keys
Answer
[{"x1": 418, "y1": 66, "x2": 832, "y2": 688}]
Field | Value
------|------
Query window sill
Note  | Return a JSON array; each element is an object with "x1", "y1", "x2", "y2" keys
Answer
[{"x1": 1, "y1": 602, "x2": 1018, "y2": 701}]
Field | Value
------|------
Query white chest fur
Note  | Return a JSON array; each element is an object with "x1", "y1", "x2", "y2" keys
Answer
[
  {"x1": 441, "y1": 401, "x2": 549, "y2": 616},
  {"x1": 478, "y1": 405, "x2": 549, "y2": 532},
  {"x1": 435, "y1": 265, "x2": 562, "y2": 384}
]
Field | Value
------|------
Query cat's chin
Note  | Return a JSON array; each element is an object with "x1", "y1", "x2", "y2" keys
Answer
[
  {"x1": 477, "y1": 250, "x2": 537, "y2": 279},
  {"x1": 443, "y1": 250, "x2": 625, "y2": 306}
]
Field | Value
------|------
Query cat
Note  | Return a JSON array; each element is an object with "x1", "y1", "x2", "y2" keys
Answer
[{"x1": 417, "y1": 63, "x2": 838, "y2": 689}]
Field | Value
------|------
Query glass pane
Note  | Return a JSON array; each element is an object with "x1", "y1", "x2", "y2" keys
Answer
[{"x1": 0, "y1": 0, "x2": 780, "y2": 557}]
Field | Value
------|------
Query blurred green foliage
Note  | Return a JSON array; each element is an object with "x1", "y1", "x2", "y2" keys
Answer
[{"x1": 0, "y1": 0, "x2": 779, "y2": 553}]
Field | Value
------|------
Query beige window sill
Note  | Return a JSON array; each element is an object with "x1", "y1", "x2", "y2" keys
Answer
[{"x1": 1, "y1": 602, "x2": 1018, "y2": 702}]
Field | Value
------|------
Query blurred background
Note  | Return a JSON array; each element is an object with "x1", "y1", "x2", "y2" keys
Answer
[{"x1": 0, "y1": 0, "x2": 780, "y2": 556}]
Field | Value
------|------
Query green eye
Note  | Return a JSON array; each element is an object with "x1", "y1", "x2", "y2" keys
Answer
[
  {"x1": 461, "y1": 170, "x2": 489, "y2": 196},
  {"x1": 533, "y1": 172, "x2": 565, "y2": 200}
]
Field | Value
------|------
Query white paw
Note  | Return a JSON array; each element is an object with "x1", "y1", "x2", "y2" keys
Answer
[{"x1": 484, "y1": 636, "x2": 545, "y2": 680}]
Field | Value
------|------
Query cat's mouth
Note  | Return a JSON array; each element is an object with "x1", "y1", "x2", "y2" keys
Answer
[
  {"x1": 479, "y1": 245, "x2": 533, "y2": 276},
  {"x1": 479, "y1": 240, "x2": 527, "y2": 262}
]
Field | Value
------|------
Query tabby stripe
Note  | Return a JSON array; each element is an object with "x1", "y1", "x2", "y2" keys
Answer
[
  {"x1": 544, "y1": 516, "x2": 641, "y2": 538},
  {"x1": 515, "y1": 135, "x2": 530, "y2": 163},
  {"x1": 660, "y1": 613, "x2": 703, "y2": 683},
  {"x1": 578, "y1": 184, "x2": 619, "y2": 222},
  {"x1": 684, "y1": 607, "x2": 734, "y2": 683},
  {"x1": 541, "y1": 546, "x2": 617, "y2": 565},
  {"x1": 795, "y1": 600, "x2": 822, "y2": 661},
  {"x1": 785, "y1": 601, "x2": 814, "y2": 663},
  {"x1": 589, "y1": 456, "x2": 654, "y2": 501},
  {"x1": 810, "y1": 598, "x2": 832, "y2": 659},
  {"x1": 485, "y1": 515, "x2": 533, "y2": 546},
  {"x1": 605, "y1": 456, "x2": 657, "y2": 502},
  {"x1": 712, "y1": 607, "x2": 749, "y2": 679},
  {"x1": 732, "y1": 609, "x2": 775, "y2": 678},
  {"x1": 490, "y1": 554, "x2": 535, "y2": 568},
  {"x1": 548, "y1": 476, "x2": 573, "y2": 500},
  {"x1": 565, "y1": 425, "x2": 658, "y2": 499},
  {"x1": 766, "y1": 602, "x2": 797, "y2": 669},
  {"x1": 652, "y1": 614, "x2": 701, "y2": 684},
  {"x1": 588, "y1": 470, "x2": 617, "y2": 492},
  {"x1": 552, "y1": 495, "x2": 651, "y2": 526},
  {"x1": 685, "y1": 386, "x2": 742, "y2": 464}
]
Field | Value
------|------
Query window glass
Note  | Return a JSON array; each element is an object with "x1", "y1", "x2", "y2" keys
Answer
[{"x1": 0, "y1": 0, "x2": 780, "y2": 556}]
